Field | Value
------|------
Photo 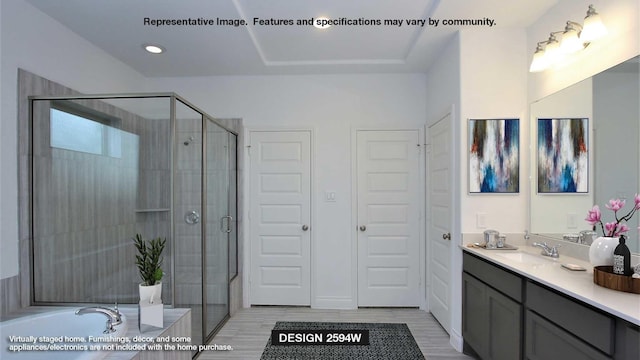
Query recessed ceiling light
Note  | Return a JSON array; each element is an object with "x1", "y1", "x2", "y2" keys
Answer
[
  {"x1": 314, "y1": 17, "x2": 331, "y2": 29},
  {"x1": 143, "y1": 44, "x2": 164, "y2": 54}
]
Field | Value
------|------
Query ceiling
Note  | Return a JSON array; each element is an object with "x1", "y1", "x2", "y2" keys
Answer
[{"x1": 25, "y1": 0, "x2": 558, "y2": 77}]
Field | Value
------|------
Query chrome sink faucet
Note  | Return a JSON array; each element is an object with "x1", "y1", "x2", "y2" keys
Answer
[
  {"x1": 76, "y1": 304, "x2": 122, "y2": 333},
  {"x1": 532, "y1": 242, "x2": 560, "y2": 258}
]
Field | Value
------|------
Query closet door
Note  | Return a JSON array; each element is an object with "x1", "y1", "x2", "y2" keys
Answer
[
  {"x1": 250, "y1": 131, "x2": 312, "y2": 305},
  {"x1": 356, "y1": 130, "x2": 421, "y2": 306}
]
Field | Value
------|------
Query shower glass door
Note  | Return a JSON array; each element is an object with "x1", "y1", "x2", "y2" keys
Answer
[
  {"x1": 204, "y1": 118, "x2": 230, "y2": 337},
  {"x1": 173, "y1": 100, "x2": 204, "y2": 348}
]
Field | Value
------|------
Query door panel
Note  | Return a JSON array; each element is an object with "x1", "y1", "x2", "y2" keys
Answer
[
  {"x1": 357, "y1": 130, "x2": 421, "y2": 306},
  {"x1": 428, "y1": 114, "x2": 453, "y2": 333},
  {"x1": 250, "y1": 131, "x2": 311, "y2": 305},
  {"x1": 204, "y1": 119, "x2": 230, "y2": 336}
]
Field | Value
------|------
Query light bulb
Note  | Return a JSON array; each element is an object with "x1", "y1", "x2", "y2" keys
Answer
[
  {"x1": 581, "y1": 6, "x2": 607, "y2": 42},
  {"x1": 560, "y1": 27, "x2": 584, "y2": 54},
  {"x1": 544, "y1": 35, "x2": 562, "y2": 64},
  {"x1": 529, "y1": 46, "x2": 548, "y2": 72}
]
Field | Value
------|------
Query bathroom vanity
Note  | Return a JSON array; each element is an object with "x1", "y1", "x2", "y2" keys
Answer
[{"x1": 462, "y1": 246, "x2": 640, "y2": 360}]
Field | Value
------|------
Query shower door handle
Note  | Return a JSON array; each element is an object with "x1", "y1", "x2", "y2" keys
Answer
[{"x1": 221, "y1": 215, "x2": 233, "y2": 233}]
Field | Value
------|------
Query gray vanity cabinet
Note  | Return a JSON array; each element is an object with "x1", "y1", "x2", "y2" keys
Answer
[
  {"x1": 526, "y1": 281, "x2": 614, "y2": 359},
  {"x1": 615, "y1": 320, "x2": 640, "y2": 360},
  {"x1": 525, "y1": 310, "x2": 610, "y2": 360},
  {"x1": 463, "y1": 251, "x2": 640, "y2": 360},
  {"x1": 463, "y1": 253, "x2": 523, "y2": 360}
]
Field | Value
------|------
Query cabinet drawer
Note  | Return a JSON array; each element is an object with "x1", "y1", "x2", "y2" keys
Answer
[
  {"x1": 526, "y1": 281, "x2": 614, "y2": 355},
  {"x1": 463, "y1": 252, "x2": 523, "y2": 302},
  {"x1": 526, "y1": 310, "x2": 610, "y2": 360}
]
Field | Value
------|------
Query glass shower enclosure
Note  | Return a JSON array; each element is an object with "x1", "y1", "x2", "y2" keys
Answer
[{"x1": 29, "y1": 93, "x2": 237, "y2": 349}]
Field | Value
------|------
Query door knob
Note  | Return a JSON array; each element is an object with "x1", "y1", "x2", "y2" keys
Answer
[
  {"x1": 185, "y1": 210, "x2": 200, "y2": 225},
  {"x1": 442, "y1": 233, "x2": 451, "y2": 240},
  {"x1": 302, "y1": 224, "x2": 309, "y2": 231},
  {"x1": 359, "y1": 225, "x2": 366, "y2": 232}
]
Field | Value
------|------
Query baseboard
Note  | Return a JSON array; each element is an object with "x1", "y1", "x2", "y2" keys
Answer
[{"x1": 450, "y1": 328, "x2": 464, "y2": 352}]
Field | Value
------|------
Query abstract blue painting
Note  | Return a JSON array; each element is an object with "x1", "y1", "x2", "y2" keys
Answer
[
  {"x1": 469, "y1": 119, "x2": 520, "y2": 193},
  {"x1": 537, "y1": 118, "x2": 588, "y2": 193}
]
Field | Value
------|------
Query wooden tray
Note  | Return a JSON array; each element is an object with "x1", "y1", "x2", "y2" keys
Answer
[{"x1": 593, "y1": 266, "x2": 640, "y2": 294}]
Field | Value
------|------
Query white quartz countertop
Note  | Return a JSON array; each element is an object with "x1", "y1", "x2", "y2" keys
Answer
[{"x1": 462, "y1": 244, "x2": 640, "y2": 326}]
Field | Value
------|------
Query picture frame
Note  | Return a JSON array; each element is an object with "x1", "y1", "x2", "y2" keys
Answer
[
  {"x1": 537, "y1": 118, "x2": 589, "y2": 193},
  {"x1": 468, "y1": 118, "x2": 520, "y2": 194}
]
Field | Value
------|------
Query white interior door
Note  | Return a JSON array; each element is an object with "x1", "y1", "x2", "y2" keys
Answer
[
  {"x1": 357, "y1": 130, "x2": 421, "y2": 307},
  {"x1": 428, "y1": 114, "x2": 453, "y2": 333},
  {"x1": 249, "y1": 131, "x2": 311, "y2": 305}
]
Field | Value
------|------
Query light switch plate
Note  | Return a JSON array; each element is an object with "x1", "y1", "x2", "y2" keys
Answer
[
  {"x1": 477, "y1": 213, "x2": 487, "y2": 229},
  {"x1": 325, "y1": 191, "x2": 336, "y2": 202},
  {"x1": 567, "y1": 213, "x2": 577, "y2": 229}
]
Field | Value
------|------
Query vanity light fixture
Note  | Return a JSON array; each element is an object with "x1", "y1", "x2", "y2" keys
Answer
[
  {"x1": 529, "y1": 33, "x2": 563, "y2": 73},
  {"x1": 529, "y1": 4, "x2": 607, "y2": 72},
  {"x1": 143, "y1": 44, "x2": 165, "y2": 54}
]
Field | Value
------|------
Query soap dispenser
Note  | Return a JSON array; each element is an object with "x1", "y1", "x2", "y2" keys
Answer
[{"x1": 613, "y1": 235, "x2": 631, "y2": 276}]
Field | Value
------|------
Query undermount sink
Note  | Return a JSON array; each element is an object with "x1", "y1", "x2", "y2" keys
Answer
[{"x1": 495, "y1": 252, "x2": 555, "y2": 265}]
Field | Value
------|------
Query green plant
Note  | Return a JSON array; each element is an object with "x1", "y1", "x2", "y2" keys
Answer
[{"x1": 133, "y1": 234, "x2": 166, "y2": 286}]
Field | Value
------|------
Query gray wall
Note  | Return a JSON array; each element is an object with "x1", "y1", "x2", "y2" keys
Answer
[{"x1": 11, "y1": 70, "x2": 173, "y2": 309}]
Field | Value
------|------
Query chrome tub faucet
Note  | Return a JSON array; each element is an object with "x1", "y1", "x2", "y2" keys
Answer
[
  {"x1": 76, "y1": 304, "x2": 122, "y2": 333},
  {"x1": 532, "y1": 242, "x2": 560, "y2": 258}
]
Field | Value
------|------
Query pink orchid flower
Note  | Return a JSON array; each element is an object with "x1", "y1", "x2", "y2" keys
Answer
[
  {"x1": 604, "y1": 222, "x2": 617, "y2": 234},
  {"x1": 635, "y1": 193, "x2": 640, "y2": 210},
  {"x1": 605, "y1": 199, "x2": 625, "y2": 212},
  {"x1": 585, "y1": 205, "x2": 601, "y2": 225},
  {"x1": 614, "y1": 223, "x2": 630, "y2": 236}
]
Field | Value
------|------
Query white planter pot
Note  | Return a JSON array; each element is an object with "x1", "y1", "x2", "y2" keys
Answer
[
  {"x1": 589, "y1": 237, "x2": 619, "y2": 266},
  {"x1": 139, "y1": 282, "x2": 162, "y2": 304}
]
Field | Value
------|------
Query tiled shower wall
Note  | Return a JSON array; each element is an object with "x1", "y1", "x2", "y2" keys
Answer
[
  {"x1": 11, "y1": 70, "x2": 174, "y2": 310},
  {"x1": 6, "y1": 69, "x2": 243, "y2": 317},
  {"x1": 31, "y1": 98, "x2": 142, "y2": 303}
]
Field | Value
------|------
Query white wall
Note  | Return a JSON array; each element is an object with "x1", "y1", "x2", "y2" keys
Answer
[
  {"x1": 528, "y1": 0, "x2": 640, "y2": 102},
  {"x1": 425, "y1": 33, "x2": 461, "y2": 127},
  {"x1": 459, "y1": 29, "x2": 529, "y2": 234},
  {"x1": 424, "y1": 28, "x2": 529, "y2": 352},
  {"x1": 146, "y1": 73, "x2": 427, "y2": 309},
  {"x1": 0, "y1": 0, "x2": 148, "y2": 279}
]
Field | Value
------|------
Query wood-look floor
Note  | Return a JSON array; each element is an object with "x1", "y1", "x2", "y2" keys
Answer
[{"x1": 198, "y1": 307, "x2": 474, "y2": 360}]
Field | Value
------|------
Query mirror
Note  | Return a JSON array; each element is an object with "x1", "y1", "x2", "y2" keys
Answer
[{"x1": 530, "y1": 55, "x2": 640, "y2": 253}]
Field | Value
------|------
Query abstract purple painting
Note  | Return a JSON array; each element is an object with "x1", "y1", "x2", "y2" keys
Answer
[
  {"x1": 537, "y1": 118, "x2": 588, "y2": 193},
  {"x1": 469, "y1": 119, "x2": 519, "y2": 193}
]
